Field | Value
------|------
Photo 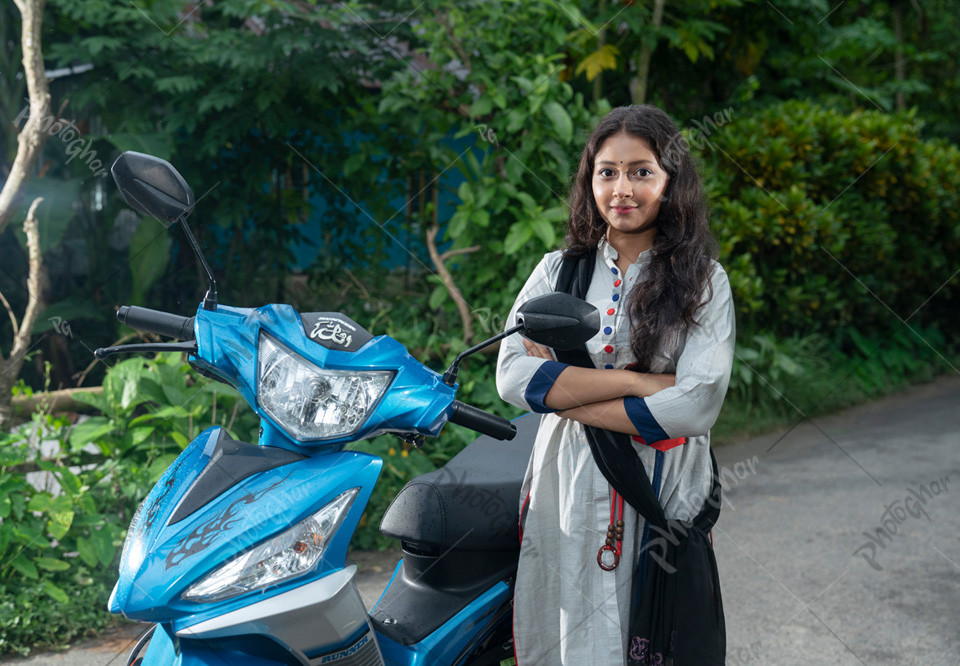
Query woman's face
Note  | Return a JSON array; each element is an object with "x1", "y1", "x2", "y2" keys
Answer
[{"x1": 592, "y1": 132, "x2": 669, "y2": 238}]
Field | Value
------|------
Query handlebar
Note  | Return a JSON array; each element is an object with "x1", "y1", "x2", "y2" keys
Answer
[
  {"x1": 449, "y1": 400, "x2": 517, "y2": 441},
  {"x1": 117, "y1": 305, "x2": 195, "y2": 341}
]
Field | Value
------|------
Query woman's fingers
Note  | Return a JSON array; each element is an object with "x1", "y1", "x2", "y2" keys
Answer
[{"x1": 522, "y1": 338, "x2": 555, "y2": 359}]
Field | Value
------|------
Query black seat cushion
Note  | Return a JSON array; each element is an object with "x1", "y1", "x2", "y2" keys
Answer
[{"x1": 380, "y1": 413, "x2": 540, "y2": 551}]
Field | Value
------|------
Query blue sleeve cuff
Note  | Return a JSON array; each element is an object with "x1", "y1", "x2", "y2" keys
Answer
[
  {"x1": 524, "y1": 361, "x2": 568, "y2": 413},
  {"x1": 623, "y1": 396, "x2": 669, "y2": 442}
]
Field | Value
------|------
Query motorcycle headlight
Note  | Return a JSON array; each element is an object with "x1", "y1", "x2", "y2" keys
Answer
[
  {"x1": 181, "y1": 488, "x2": 358, "y2": 603},
  {"x1": 257, "y1": 333, "x2": 393, "y2": 440}
]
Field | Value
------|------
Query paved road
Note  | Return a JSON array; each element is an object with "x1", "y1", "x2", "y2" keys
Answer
[
  {"x1": 714, "y1": 375, "x2": 960, "y2": 665},
  {"x1": 4, "y1": 375, "x2": 958, "y2": 665}
]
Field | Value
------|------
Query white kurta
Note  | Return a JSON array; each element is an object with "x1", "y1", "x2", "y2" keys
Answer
[{"x1": 496, "y1": 240, "x2": 735, "y2": 665}]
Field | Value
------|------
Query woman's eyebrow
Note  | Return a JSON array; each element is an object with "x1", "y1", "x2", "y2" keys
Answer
[{"x1": 596, "y1": 159, "x2": 658, "y2": 166}]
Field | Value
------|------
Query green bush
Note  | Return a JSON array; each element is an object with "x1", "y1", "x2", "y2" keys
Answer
[
  {"x1": 703, "y1": 100, "x2": 960, "y2": 339},
  {"x1": 715, "y1": 322, "x2": 959, "y2": 443},
  {"x1": 0, "y1": 354, "x2": 258, "y2": 656}
]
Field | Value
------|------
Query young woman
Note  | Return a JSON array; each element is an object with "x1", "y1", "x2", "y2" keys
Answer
[{"x1": 496, "y1": 105, "x2": 735, "y2": 665}]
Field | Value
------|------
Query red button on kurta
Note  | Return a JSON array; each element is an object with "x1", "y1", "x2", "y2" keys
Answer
[
  {"x1": 606, "y1": 308, "x2": 615, "y2": 316},
  {"x1": 614, "y1": 279, "x2": 621, "y2": 287},
  {"x1": 604, "y1": 345, "x2": 614, "y2": 353}
]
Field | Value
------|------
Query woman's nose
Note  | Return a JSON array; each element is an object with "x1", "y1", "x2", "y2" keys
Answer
[{"x1": 614, "y1": 174, "x2": 632, "y2": 198}]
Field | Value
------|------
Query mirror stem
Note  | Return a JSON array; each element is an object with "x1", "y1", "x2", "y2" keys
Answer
[
  {"x1": 178, "y1": 215, "x2": 218, "y2": 310},
  {"x1": 442, "y1": 323, "x2": 523, "y2": 386}
]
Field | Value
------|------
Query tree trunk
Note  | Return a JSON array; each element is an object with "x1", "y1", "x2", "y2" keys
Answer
[
  {"x1": 0, "y1": 0, "x2": 50, "y2": 428},
  {"x1": 0, "y1": 198, "x2": 47, "y2": 427},
  {"x1": 594, "y1": 0, "x2": 607, "y2": 105},
  {"x1": 629, "y1": 0, "x2": 666, "y2": 106},
  {"x1": 0, "y1": 0, "x2": 51, "y2": 237},
  {"x1": 892, "y1": 0, "x2": 906, "y2": 112},
  {"x1": 10, "y1": 386, "x2": 103, "y2": 422}
]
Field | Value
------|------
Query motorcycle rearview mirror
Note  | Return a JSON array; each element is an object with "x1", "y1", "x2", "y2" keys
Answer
[
  {"x1": 111, "y1": 151, "x2": 217, "y2": 310},
  {"x1": 111, "y1": 151, "x2": 195, "y2": 223},
  {"x1": 441, "y1": 293, "x2": 599, "y2": 386},
  {"x1": 516, "y1": 292, "x2": 600, "y2": 350}
]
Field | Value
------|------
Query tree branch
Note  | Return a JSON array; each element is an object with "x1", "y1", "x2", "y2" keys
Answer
[
  {"x1": 425, "y1": 186, "x2": 475, "y2": 344},
  {"x1": 0, "y1": 197, "x2": 47, "y2": 426},
  {"x1": 0, "y1": 0, "x2": 51, "y2": 236},
  {"x1": 0, "y1": 289, "x2": 19, "y2": 337},
  {"x1": 10, "y1": 386, "x2": 104, "y2": 421},
  {"x1": 439, "y1": 245, "x2": 480, "y2": 262},
  {"x1": 435, "y1": 10, "x2": 472, "y2": 72}
]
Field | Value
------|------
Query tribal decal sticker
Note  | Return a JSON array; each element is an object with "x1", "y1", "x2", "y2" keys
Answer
[{"x1": 164, "y1": 474, "x2": 290, "y2": 571}]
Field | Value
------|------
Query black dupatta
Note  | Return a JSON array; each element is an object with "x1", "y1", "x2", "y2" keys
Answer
[{"x1": 553, "y1": 250, "x2": 726, "y2": 665}]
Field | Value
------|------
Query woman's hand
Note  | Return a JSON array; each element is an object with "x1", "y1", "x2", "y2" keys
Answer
[
  {"x1": 522, "y1": 338, "x2": 557, "y2": 361},
  {"x1": 628, "y1": 372, "x2": 676, "y2": 397}
]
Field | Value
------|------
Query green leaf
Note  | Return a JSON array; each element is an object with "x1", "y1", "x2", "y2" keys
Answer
[
  {"x1": 530, "y1": 217, "x2": 557, "y2": 247},
  {"x1": 470, "y1": 97, "x2": 493, "y2": 117},
  {"x1": 48, "y1": 510, "x2": 75, "y2": 540},
  {"x1": 92, "y1": 528, "x2": 116, "y2": 568},
  {"x1": 122, "y1": 426, "x2": 156, "y2": 450},
  {"x1": 41, "y1": 579, "x2": 69, "y2": 604},
  {"x1": 10, "y1": 178, "x2": 83, "y2": 255},
  {"x1": 128, "y1": 217, "x2": 172, "y2": 305},
  {"x1": 27, "y1": 493, "x2": 53, "y2": 513},
  {"x1": 10, "y1": 553, "x2": 39, "y2": 579},
  {"x1": 57, "y1": 468, "x2": 82, "y2": 496},
  {"x1": 542, "y1": 101, "x2": 573, "y2": 144},
  {"x1": 100, "y1": 133, "x2": 173, "y2": 160},
  {"x1": 505, "y1": 108, "x2": 526, "y2": 134},
  {"x1": 76, "y1": 536, "x2": 99, "y2": 568},
  {"x1": 342, "y1": 152, "x2": 365, "y2": 176},
  {"x1": 504, "y1": 223, "x2": 533, "y2": 255},
  {"x1": 71, "y1": 389, "x2": 112, "y2": 414},
  {"x1": 34, "y1": 556, "x2": 71, "y2": 572},
  {"x1": 428, "y1": 285, "x2": 448, "y2": 310},
  {"x1": 68, "y1": 418, "x2": 116, "y2": 452}
]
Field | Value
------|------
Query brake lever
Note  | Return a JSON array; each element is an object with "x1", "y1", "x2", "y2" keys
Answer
[{"x1": 94, "y1": 341, "x2": 198, "y2": 360}]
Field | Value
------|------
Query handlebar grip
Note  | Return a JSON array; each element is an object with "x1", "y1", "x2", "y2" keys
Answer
[
  {"x1": 449, "y1": 401, "x2": 517, "y2": 441},
  {"x1": 117, "y1": 306, "x2": 195, "y2": 341}
]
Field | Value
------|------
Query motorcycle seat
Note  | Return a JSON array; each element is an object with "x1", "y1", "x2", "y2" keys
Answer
[{"x1": 379, "y1": 412, "x2": 540, "y2": 551}]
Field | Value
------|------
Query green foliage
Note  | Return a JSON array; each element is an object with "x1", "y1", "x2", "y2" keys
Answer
[
  {"x1": 704, "y1": 100, "x2": 960, "y2": 338},
  {"x1": 0, "y1": 578, "x2": 119, "y2": 656},
  {"x1": 715, "y1": 323, "x2": 959, "y2": 443},
  {"x1": 315, "y1": 0, "x2": 604, "y2": 322},
  {"x1": 0, "y1": 355, "x2": 257, "y2": 656}
]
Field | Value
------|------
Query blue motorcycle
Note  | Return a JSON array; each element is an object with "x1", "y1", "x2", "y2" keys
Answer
[{"x1": 95, "y1": 152, "x2": 599, "y2": 666}]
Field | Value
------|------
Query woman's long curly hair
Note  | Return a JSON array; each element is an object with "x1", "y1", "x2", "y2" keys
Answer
[{"x1": 565, "y1": 105, "x2": 718, "y2": 371}]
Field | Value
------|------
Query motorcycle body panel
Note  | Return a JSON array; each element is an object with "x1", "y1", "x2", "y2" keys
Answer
[
  {"x1": 112, "y1": 425, "x2": 381, "y2": 624},
  {"x1": 111, "y1": 303, "x2": 516, "y2": 664},
  {"x1": 190, "y1": 304, "x2": 457, "y2": 450}
]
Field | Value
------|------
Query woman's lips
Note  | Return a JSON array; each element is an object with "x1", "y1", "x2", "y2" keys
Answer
[{"x1": 612, "y1": 206, "x2": 636, "y2": 214}]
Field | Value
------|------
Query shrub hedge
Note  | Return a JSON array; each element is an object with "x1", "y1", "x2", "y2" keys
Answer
[{"x1": 703, "y1": 100, "x2": 960, "y2": 339}]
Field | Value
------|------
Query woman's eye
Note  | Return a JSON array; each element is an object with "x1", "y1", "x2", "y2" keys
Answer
[
  {"x1": 598, "y1": 168, "x2": 614, "y2": 177},
  {"x1": 635, "y1": 168, "x2": 653, "y2": 177}
]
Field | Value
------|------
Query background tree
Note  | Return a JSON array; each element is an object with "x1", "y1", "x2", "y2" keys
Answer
[{"x1": 0, "y1": 0, "x2": 51, "y2": 426}]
